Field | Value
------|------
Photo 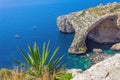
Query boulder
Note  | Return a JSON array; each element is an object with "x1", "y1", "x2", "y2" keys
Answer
[
  {"x1": 111, "y1": 43, "x2": 120, "y2": 51},
  {"x1": 57, "y1": 3, "x2": 120, "y2": 54},
  {"x1": 72, "y1": 54, "x2": 120, "y2": 80},
  {"x1": 93, "y1": 48, "x2": 103, "y2": 54}
]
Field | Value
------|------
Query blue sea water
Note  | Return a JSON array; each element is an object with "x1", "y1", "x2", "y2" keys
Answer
[{"x1": 0, "y1": 0, "x2": 120, "y2": 70}]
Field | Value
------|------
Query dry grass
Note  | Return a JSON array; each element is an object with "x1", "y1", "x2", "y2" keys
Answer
[
  {"x1": 88, "y1": 3, "x2": 120, "y2": 17},
  {"x1": 0, "y1": 67, "x2": 55, "y2": 80}
]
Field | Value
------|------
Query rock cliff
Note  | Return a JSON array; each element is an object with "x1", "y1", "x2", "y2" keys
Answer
[
  {"x1": 71, "y1": 54, "x2": 120, "y2": 80},
  {"x1": 57, "y1": 3, "x2": 120, "y2": 54}
]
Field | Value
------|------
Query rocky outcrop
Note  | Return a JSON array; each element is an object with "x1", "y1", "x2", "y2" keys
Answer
[
  {"x1": 90, "y1": 49, "x2": 112, "y2": 63},
  {"x1": 57, "y1": 3, "x2": 120, "y2": 54},
  {"x1": 57, "y1": 15, "x2": 75, "y2": 33},
  {"x1": 111, "y1": 43, "x2": 120, "y2": 50},
  {"x1": 85, "y1": 49, "x2": 112, "y2": 64},
  {"x1": 71, "y1": 54, "x2": 120, "y2": 80}
]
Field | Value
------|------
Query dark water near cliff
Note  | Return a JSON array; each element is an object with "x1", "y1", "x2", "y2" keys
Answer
[{"x1": 0, "y1": 0, "x2": 120, "y2": 70}]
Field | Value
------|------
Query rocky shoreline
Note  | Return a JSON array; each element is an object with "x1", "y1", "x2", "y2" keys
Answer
[
  {"x1": 57, "y1": 2, "x2": 120, "y2": 80},
  {"x1": 57, "y1": 2, "x2": 120, "y2": 54},
  {"x1": 68, "y1": 54, "x2": 120, "y2": 80}
]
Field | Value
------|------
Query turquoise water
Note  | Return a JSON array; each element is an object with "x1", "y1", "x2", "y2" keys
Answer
[{"x1": 0, "y1": 0, "x2": 120, "y2": 70}]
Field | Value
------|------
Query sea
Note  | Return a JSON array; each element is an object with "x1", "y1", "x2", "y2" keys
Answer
[{"x1": 0, "y1": 0, "x2": 120, "y2": 70}]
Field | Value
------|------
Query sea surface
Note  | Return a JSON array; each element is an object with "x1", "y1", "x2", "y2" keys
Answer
[{"x1": 0, "y1": 0, "x2": 120, "y2": 70}]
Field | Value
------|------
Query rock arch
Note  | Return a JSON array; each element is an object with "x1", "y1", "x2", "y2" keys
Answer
[
  {"x1": 68, "y1": 13, "x2": 120, "y2": 54},
  {"x1": 57, "y1": 3, "x2": 120, "y2": 54},
  {"x1": 87, "y1": 15, "x2": 120, "y2": 44}
]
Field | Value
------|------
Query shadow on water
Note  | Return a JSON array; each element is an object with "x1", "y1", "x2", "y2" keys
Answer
[{"x1": 86, "y1": 37, "x2": 115, "y2": 53}]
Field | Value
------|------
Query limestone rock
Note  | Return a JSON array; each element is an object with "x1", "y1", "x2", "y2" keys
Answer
[
  {"x1": 93, "y1": 48, "x2": 103, "y2": 54},
  {"x1": 90, "y1": 53, "x2": 112, "y2": 64},
  {"x1": 72, "y1": 54, "x2": 120, "y2": 80},
  {"x1": 86, "y1": 53, "x2": 90, "y2": 57},
  {"x1": 91, "y1": 48, "x2": 112, "y2": 63},
  {"x1": 67, "y1": 68, "x2": 82, "y2": 76},
  {"x1": 57, "y1": 3, "x2": 120, "y2": 54},
  {"x1": 57, "y1": 15, "x2": 75, "y2": 33},
  {"x1": 111, "y1": 43, "x2": 120, "y2": 51}
]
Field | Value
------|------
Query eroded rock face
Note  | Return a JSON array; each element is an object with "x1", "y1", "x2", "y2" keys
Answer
[
  {"x1": 88, "y1": 15, "x2": 120, "y2": 43},
  {"x1": 72, "y1": 54, "x2": 120, "y2": 80},
  {"x1": 57, "y1": 3, "x2": 120, "y2": 54},
  {"x1": 57, "y1": 15, "x2": 75, "y2": 33},
  {"x1": 111, "y1": 42, "x2": 120, "y2": 50}
]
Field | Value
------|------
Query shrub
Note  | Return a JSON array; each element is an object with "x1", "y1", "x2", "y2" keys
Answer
[
  {"x1": 54, "y1": 71, "x2": 73, "y2": 80},
  {"x1": 12, "y1": 42, "x2": 65, "y2": 79},
  {"x1": 0, "y1": 68, "x2": 30, "y2": 80},
  {"x1": 60, "y1": 73, "x2": 72, "y2": 80},
  {"x1": 0, "y1": 68, "x2": 12, "y2": 79}
]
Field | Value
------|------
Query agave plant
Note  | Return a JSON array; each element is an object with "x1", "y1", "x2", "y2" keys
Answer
[{"x1": 12, "y1": 42, "x2": 65, "y2": 77}]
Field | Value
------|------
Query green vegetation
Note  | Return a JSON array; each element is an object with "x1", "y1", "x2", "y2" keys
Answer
[
  {"x1": 0, "y1": 68, "x2": 73, "y2": 80},
  {"x1": 60, "y1": 73, "x2": 72, "y2": 80},
  {"x1": 110, "y1": 4, "x2": 120, "y2": 12},
  {"x1": 58, "y1": 73, "x2": 72, "y2": 80},
  {"x1": 0, "y1": 68, "x2": 11, "y2": 79},
  {"x1": 54, "y1": 71, "x2": 72, "y2": 80},
  {"x1": 0, "y1": 68, "x2": 30, "y2": 80},
  {"x1": 80, "y1": 10, "x2": 86, "y2": 17},
  {"x1": 0, "y1": 42, "x2": 73, "y2": 80},
  {"x1": 12, "y1": 42, "x2": 65, "y2": 79},
  {"x1": 79, "y1": 45, "x2": 86, "y2": 52}
]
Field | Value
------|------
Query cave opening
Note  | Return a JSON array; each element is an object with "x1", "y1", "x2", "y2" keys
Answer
[{"x1": 85, "y1": 15, "x2": 120, "y2": 52}]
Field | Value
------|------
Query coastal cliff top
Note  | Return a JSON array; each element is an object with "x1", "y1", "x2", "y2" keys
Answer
[
  {"x1": 88, "y1": 2, "x2": 120, "y2": 16},
  {"x1": 68, "y1": 2, "x2": 120, "y2": 28},
  {"x1": 70, "y1": 2, "x2": 120, "y2": 17}
]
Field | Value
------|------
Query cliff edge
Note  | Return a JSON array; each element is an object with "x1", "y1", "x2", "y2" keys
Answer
[
  {"x1": 72, "y1": 54, "x2": 120, "y2": 80},
  {"x1": 57, "y1": 2, "x2": 120, "y2": 54}
]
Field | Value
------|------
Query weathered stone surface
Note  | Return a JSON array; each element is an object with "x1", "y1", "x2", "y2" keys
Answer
[
  {"x1": 72, "y1": 54, "x2": 120, "y2": 80},
  {"x1": 57, "y1": 15, "x2": 75, "y2": 33},
  {"x1": 57, "y1": 3, "x2": 120, "y2": 54},
  {"x1": 86, "y1": 49, "x2": 112, "y2": 64},
  {"x1": 93, "y1": 48, "x2": 103, "y2": 53},
  {"x1": 90, "y1": 52, "x2": 112, "y2": 64},
  {"x1": 111, "y1": 43, "x2": 120, "y2": 50},
  {"x1": 67, "y1": 68, "x2": 82, "y2": 76}
]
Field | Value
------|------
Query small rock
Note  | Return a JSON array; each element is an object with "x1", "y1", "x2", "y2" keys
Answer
[
  {"x1": 86, "y1": 53, "x2": 90, "y2": 57},
  {"x1": 111, "y1": 43, "x2": 120, "y2": 51},
  {"x1": 93, "y1": 49, "x2": 103, "y2": 54}
]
